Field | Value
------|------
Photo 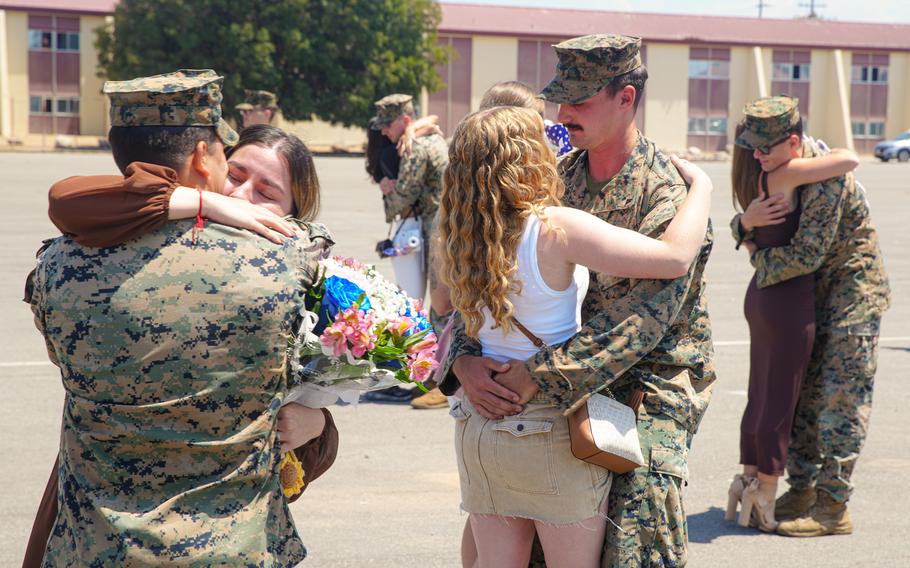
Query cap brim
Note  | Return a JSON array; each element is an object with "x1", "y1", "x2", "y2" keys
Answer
[
  {"x1": 216, "y1": 120, "x2": 239, "y2": 147},
  {"x1": 370, "y1": 117, "x2": 392, "y2": 130},
  {"x1": 540, "y1": 76, "x2": 608, "y2": 105},
  {"x1": 734, "y1": 128, "x2": 764, "y2": 150},
  {"x1": 235, "y1": 103, "x2": 253, "y2": 110}
]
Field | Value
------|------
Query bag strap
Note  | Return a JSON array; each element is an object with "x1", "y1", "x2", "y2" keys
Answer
[
  {"x1": 510, "y1": 316, "x2": 545, "y2": 348},
  {"x1": 387, "y1": 204, "x2": 418, "y2": 239}
]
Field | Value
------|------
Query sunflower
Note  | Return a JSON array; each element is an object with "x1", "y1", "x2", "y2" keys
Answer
[{"x1": 279, "y1": 451, "x2": 306, "y2": 499}]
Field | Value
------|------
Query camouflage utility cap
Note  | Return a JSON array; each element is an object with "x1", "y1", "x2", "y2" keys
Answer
[
  {"x1": 235, "y1": 89, "x2": 278, "y2": 111},
  {"x1": 736, "y1": 96, "x2": 801, "y2": 152},
  {"x1": 540, "y1": 34, "x2": 642, "y2": 104},
  {"x1": 104, "y1": 69, "x2": 238, "y2": 146},
  {"x1": 371, "y1": 94, "x2": 414, "y2": 130}
]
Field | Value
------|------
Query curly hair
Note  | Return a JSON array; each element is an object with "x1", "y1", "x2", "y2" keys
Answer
[{"x1": 438, "y1": 106, "x2": 564, "y2": 337}]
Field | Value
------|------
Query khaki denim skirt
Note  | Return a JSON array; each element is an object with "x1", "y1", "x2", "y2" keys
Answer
[{"x1": 452, "y1": 396, "x2": 611, "y2": 524}]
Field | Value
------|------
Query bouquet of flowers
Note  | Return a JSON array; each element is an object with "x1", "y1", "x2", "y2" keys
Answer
[{"x1": 284, "y1": 256, "x2": 438, "y2": 408}]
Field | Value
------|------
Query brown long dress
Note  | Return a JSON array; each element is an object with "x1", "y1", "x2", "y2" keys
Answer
[{"x1": 740, "y1": 172, "x2": 816, "y2": 476}]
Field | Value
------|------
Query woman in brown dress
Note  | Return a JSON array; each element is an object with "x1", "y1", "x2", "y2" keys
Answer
[{"x1": 727, "y1": 119, "x2": 858, "y2": 532}]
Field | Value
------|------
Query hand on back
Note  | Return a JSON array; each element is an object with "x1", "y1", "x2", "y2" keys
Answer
[
  {"x1": 453, "y1": 355, "x2": 522, "y2": 419},
  {"x1": 741, "y1": 193, "x2": 790, "y2": 230}
]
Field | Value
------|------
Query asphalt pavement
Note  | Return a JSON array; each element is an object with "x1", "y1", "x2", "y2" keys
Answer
[{"x1": 1, "y1": 152, "x2": 907, "y2": 567}]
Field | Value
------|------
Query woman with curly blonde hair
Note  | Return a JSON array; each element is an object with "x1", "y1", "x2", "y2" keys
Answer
[{"x1": 439, "y1": 105, "x2": 713, "y2": 567}]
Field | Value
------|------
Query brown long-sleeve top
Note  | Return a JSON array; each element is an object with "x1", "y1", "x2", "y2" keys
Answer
[{"x1": 48, "y1": 161, "x2": 179, "y2": 248}]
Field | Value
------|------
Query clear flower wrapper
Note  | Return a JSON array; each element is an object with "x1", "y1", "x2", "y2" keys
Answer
[{"x1": 283, "y1": 256, "x2": 438, "y2": 408}]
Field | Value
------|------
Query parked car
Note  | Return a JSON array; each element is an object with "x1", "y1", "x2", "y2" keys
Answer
[{"x1": 874, "y1": 131, "x2": 910, "y2": 162}]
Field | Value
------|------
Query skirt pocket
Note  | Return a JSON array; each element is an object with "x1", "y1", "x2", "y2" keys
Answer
[{"x1": 492, "y1": 418, "x2": 558, "y2": 495}]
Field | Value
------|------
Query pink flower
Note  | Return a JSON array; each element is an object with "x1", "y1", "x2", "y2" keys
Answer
[
  {"x1": 407, "y1": 338, "x2": 438, "y2": 356},
  {"x1": 387, "y1": 317, "x2": 417, "y2": 338},
  {"x1": 320, "y1": 324, "x2": 348, "y2": 357},
  {"x1": 348, "y1": 328, "x2": 376, "y2": 358},
  {"x1": 407, "y1": 351, "x2": 439, "y2": 383}
]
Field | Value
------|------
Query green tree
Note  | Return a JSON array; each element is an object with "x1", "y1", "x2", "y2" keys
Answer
[{"x1": 96, "y1": 0, "x2": 447, "y2": 126}]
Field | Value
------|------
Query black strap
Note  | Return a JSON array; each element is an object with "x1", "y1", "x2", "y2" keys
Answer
[
  {"x1": 759, "y1": 171, "x2": 769, "y2": 199},
  {"x1": 387, "y1": 204, "x2": 418, "y2": 239}
]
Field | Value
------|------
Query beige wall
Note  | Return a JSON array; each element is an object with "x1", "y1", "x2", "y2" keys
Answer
[
  {"x1": 279, "y1": 115, "x2": 365, "y2": 149},
  {"x1": 469, "y1": 35, "x2": 518, "y2": 112},
  {"x1": 5, "y1": 10, "x2": 27, "y2": 141},
  {"x1": 80, "y1": 15, "x2": 107, "y2": 137},
  {"x1": 885, "y1": 52, "x2": 910, "y2": 138},
  {"x1": 727, "y1": 46, "x2": 771, "y2": 142},
  {"x1": 808, "y1": 49, "x2": 853, "y2": 149},
  {"x1": 643, "y1": 43, "x2": 689, "y2": 151}
]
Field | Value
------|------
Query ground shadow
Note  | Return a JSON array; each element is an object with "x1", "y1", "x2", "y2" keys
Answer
[
  {"x1": 688, "y1": 506, "x2": 760, "y2": 543},
  {"x1": 882, "y1": 346, "x2": 910, "y2": 353}
]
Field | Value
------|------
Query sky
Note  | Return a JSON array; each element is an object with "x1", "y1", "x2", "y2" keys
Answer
[{"x1": 444, "y1": 0, "x2": 910, "y2": 25}]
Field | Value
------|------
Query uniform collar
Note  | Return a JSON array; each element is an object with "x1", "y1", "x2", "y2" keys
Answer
[{"x1": 562, "y1": 133, "x2": 651, "y2": 211}]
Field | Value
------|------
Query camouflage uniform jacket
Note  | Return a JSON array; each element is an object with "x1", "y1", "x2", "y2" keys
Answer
[
  {"x1": 382, "y1": 133, "x2": 448, "y2": 238},
  {"x1": 29, "y1": 220, "x2": 332, "y2": 566},
  {"x1": 730, "y1": 141, "x2": 890, "y2": 331},
  {"x1": 442, "y1": 135, "x2": 716, "y2": 435}
]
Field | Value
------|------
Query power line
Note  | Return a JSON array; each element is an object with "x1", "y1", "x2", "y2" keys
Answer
[{"x1": 756, "y1": 1, "x2": 771, "y2": 18}]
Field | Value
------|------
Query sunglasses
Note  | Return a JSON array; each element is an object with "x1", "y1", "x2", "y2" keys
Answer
[{"x1": 754, "y1": 136, "x2": 791, "y2": 155}]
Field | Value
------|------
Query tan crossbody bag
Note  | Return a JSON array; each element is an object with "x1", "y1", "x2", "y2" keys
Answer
[{"x1": 510, "y1": 317, "x2": 647, "y2": 474}]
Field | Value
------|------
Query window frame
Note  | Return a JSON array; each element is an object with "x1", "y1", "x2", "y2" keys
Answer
[
  {"x1": 29, "y1": 95, "x2": 80, "y2": 116},
  {"x1": 28, "y1": 29, "x2": 54, "y2": 50}
]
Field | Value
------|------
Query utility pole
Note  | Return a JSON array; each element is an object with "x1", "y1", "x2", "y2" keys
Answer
[
  {"x1": 756, "y1": 0, "x2": 771, "y2": 18},
  {"x1": 799, "y1": 0, "x2": 826, "y2": 18}
]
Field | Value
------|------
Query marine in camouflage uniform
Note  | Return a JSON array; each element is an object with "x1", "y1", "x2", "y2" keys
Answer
[
  {"x1": 28, "y1": 70, "x2": 333, "y2": 566},
  {"x1": 371, "y1": 93, "x2": 449, "y2": 330},
  {"x1": 731, "y1": 97, "x2": 890, "y2": 536},
  {"x1": 440, "y1": 35, "x2": 715, "y2": 567},
  {"x1": 235, "y1": 89, "x2": 279, "y2": 128}
]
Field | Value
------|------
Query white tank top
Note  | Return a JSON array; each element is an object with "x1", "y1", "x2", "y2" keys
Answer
[{"x1": 477, "y1": 215, "x2": 589, "y2": 363}]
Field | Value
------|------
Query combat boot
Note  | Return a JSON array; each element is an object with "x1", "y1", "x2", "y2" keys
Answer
[
  {"x1": 776, "y1": 491, "x2": 852, "y2": 537},
  {"x1": 775, "y1": 486, "x2": 816, "y2": 521}
]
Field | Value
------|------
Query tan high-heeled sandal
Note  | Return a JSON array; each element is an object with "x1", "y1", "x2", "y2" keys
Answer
[
  {"x1": 725, "y1": 474, "x2": 751, "y2": 522},
  {"x1": 739, "y1": 479, "x2": 779, "y2": 532}
]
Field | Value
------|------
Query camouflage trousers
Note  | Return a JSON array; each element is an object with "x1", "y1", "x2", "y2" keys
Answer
[
  {"x1": 786, "y1": 321, "x2": 880, "y2": 503},
  {"x1": 528, "y1": 408, "x2": 691, "y2": 568}
]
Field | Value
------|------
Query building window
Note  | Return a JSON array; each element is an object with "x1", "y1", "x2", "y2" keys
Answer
[
  {"x1": 852, "y1": 65, "x2": 888, "y2": 84},
  {"x1": 30, "y1": 95, "x2": 53, "y2": 114},
  {"x1": 687, "y1": 117, "x2": 706, "y2": 133},
  {"x1": 29, "y1": 95, "x2": 79, "y2": 116},
  {"x1": 708, "y1": 117, "x2": 727, "y2": 133},
  {"x1": 28, "y1": 29, "x2": 78, "y2": 52},
  {"x1": 56, "y1": 32, "x2": 79, "y2": 52},
  {"x1": 688, "y1": 59, "x2": 729, "y2": 79},
  {"x1": 28, "y1": 30, "x2": 53, "y2": 50},
  {"x1": 773, "y1": 63, "x2": 810, "y2": 82},
  {"x1": 56, "y1": 98, "x2": 80, "y2": 115},
  {"x1": 852, "y1": 121, "x2": 886, "y2": 139}
]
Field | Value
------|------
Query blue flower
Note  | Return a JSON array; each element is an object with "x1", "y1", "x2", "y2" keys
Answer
[{"x1": 318, "y1": 276, "x2": 371, "y2": 330}]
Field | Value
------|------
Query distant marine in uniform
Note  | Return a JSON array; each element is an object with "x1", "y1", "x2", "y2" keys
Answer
[{"x1": 236, "y1": 89, "x2": 279, "y2": 128}]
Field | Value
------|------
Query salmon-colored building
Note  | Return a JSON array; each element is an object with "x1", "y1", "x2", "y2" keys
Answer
[{"x1": 2, "y1": 1, "x2": 909, "y2": 153}]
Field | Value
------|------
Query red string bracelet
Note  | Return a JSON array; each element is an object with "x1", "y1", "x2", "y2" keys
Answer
[{"x1": 192, "y1": 188, "x2": 205, "y2": 244}]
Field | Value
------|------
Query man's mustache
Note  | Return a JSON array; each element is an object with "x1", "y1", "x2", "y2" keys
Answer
[{"x1": 564, "y1": 123, "x2": 583, "y2": 131}]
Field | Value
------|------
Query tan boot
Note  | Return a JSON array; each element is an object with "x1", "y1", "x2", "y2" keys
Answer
[
  {"x1": 410, "y1": 387, "x2": 448, "y2": 409},
  {"x1": 776, "y1": 491, "x2": 852, "y2": 537},
  {"x1": 775, "y1": 486, "x2": 816, "y2": 521}
]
